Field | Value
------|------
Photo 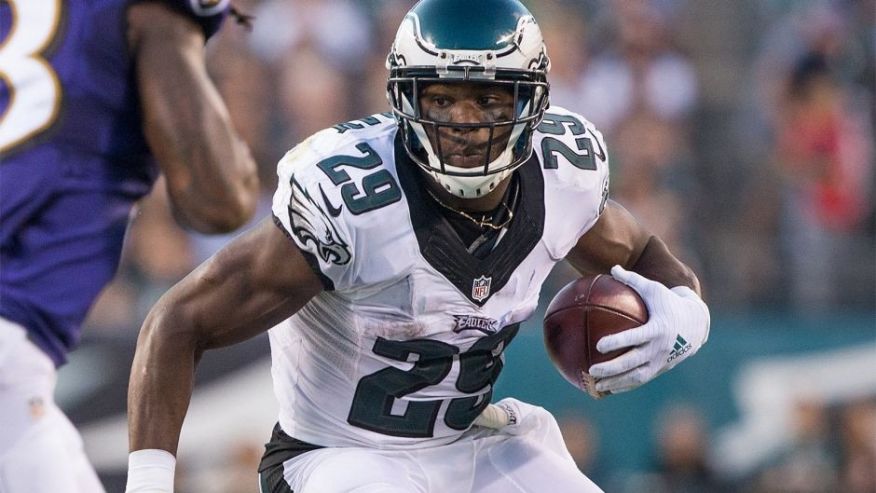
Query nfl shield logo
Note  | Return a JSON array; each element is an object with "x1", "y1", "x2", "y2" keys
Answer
[{"x1": 471, "y1": 275, "x2": 492, "y2": 302}]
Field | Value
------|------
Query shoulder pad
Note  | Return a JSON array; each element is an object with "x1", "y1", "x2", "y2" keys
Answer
[
  {"x1": 271, "y1": 116, "x2": 401, "y2": 290},
  {"x1": 534, "y1": 106, "x2": 611, "y2": 257},
  {"x1": 534, "y1": 106, "x2": 609, "y2": 200}
]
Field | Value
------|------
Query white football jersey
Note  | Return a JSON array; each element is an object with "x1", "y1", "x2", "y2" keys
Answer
[{"x1": 270, "y1": 107, "x2": 609, "y2": 450}]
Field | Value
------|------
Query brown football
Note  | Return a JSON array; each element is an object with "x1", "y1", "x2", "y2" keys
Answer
[{"x1": 543, "y1": 274, "x2": 649, "y2": 393}]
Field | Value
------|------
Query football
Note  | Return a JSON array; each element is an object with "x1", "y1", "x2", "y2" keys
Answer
[{"x1": 543, "y1": 274, "x2": 649, "y2": 394}]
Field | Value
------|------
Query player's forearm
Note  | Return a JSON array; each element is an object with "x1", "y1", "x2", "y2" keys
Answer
[
  {"x1": 150, "y1": 69, "x2": 259, "y2": 233},
  {"x1": 127, "y1": 221, "x2": 322, "y2": 452},
  {"x1": 160, "y1": 112, "x2": 259, "y2": 234},
  {"x1": 629, "y1": 236, "x2": 702, "y2": 297},
  {"x1": 130, "y1": 2, "x2": 259, "y2": 233},
  {"x1": 128, "y1": 304, "x2": 199, "y2": 455}
]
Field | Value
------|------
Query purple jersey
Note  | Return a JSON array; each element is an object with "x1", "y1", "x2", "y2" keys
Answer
[{"x1": 0, "y1": 0, "x2": 229, "y2": 366}]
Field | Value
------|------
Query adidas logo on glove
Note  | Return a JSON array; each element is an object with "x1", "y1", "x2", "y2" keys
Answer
[{"x1": 666, "y1": 335, "x2": 692, "y2": 364}]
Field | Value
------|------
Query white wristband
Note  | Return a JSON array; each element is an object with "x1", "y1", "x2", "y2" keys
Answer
[{"x1": 126, "y1": 449, "x2": 176, "y2": 493}]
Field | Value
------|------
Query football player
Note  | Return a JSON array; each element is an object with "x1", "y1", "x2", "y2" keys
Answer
[
  {"x1": 0, "y1": 0, "x2": 258, "y2": 491},
  {"x1": 125, "y1": 0, "x2": 710, "y2": 491}
]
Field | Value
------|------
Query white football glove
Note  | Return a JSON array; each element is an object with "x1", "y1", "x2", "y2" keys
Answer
[{"x1": 588, "y1": 265, "x2": 710, "y2": 395}]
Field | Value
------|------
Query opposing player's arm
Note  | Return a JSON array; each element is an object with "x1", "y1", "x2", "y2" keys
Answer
[
  {"x1": 127, "y1": 2, "x2": 258, "y2": 233},
  {"x1": 128, "y1": 218, "x2": 323, "y2": 455},
  {"x1": 565, "y1": 199, "x2": 700, "y2": 295}
]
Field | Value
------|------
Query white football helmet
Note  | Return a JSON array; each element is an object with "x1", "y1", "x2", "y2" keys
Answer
[{"x1": 387, "y1": 0, "x2": 551, "y2": 198}]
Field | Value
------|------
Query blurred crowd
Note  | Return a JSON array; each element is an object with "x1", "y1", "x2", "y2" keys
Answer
[
  {"x1": 91, "y1": 0, "x2": 875, "y2": 331},
  {"x1": 560, "y1": 397, "x2": 876, "y2": 493},
  {"x1": 79, "y1": 0, "x2": 875, "y2": 491}
]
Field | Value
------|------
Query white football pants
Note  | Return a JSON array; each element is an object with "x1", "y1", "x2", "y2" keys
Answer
[
  {"x1": 0, "y1": 318, "x2": 105, "y2": 493},
  {"x1": 265, "y1": 398, "x2": 603, "y2": 493}
]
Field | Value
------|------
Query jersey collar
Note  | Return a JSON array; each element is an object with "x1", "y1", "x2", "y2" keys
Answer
[{"x1": 394, "y1": 132, "x2": 545, "y2": 306}]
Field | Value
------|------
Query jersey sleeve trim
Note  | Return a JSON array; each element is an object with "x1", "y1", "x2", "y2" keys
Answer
[{"x1": 272, "y1": 214, "x2": 336, "y2": 291}]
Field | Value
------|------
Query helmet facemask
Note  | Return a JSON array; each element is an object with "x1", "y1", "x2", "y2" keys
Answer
[{"x1": 386, "y1": 1, "x2": 551, "y2": 198}]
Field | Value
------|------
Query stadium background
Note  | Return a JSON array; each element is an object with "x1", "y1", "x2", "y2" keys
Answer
[{"x1": 55, "y1": 0, "x2": 874, "y2": 491}]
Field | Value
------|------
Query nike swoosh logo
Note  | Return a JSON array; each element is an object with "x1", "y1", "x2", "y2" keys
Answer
[{"x1": 319, "y1": 184, "x2": 343, "y2": 217}]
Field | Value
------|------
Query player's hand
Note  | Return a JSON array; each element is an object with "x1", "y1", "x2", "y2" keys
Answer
[{"x1": 588, "y1": 265, "x2": 709, "y2": 395}]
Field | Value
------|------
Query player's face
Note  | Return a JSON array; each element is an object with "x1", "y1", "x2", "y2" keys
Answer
[{"x1": 418, "y1": 82, "x2": 515, "y2": 169}]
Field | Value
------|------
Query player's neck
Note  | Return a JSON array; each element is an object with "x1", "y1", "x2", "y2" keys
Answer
[{"x1": 421, "y1": 173, "x2": 513, "y2": 213}]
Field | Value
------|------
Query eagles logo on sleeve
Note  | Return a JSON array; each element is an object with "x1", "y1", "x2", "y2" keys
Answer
[{"x1": 288, "y1": 175, "x2": 352, "y2": 266}]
